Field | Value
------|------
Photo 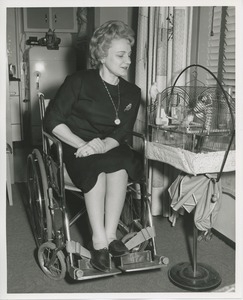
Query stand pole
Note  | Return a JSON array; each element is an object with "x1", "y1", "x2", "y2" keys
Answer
[
  {"x1": 193, "y1": 225, "x2": 197, "y2": 276},
  {"x1": 168, "y1": 223, "x2": 222, "y2": 291}
]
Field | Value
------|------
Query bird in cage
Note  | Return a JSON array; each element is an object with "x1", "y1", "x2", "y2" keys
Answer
[
  {"x1": 180, "y1": 112, "x2": 194, "y2": 129},
  {"x1": 193, "y1": 93, "x2": 213, "y2": 132}
]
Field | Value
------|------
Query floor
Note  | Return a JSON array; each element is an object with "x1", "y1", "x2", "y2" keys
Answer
[{"x1": 4, "y1": 142, "x2": 236, "y2": 298}]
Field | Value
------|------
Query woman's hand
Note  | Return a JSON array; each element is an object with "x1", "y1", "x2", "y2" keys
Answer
[{"x1": 75, "y1": 138, "x2": 106, "y2": 157}]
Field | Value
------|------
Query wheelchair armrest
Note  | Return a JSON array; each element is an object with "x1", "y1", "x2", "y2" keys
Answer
[
  {"x1": 42, "y1": 130, "x2": 63, "y2": 165},
  {"x1": 126, "y1": 131, "x2": 147, "y2": 143},
  {"x1": 125, "y1": 130, "x2": 149, "y2": 183},
  {"x1": 125, "y1": 131, "x2": 148, "y2": 152},
  {"x1": 129, "y1": 131, "x2": 146, "y2": 141}
]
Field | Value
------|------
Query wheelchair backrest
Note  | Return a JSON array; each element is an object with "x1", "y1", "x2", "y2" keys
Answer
[
  {"x1": 38, "y1": 93, "x2": 51, "y2": 143},
  {"x1": 38, "y1": 93, "x2": 54, "y2": 153},
  {"x1": 39, "y1": 93, "x2": 50, "y2": 122}
]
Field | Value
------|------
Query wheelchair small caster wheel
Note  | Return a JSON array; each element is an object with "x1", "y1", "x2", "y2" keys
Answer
[
  {"x1": 74, "y1": 268, "x2": 84, "y2": 280},
  {"x1": 160, "y1": 256, "x2": 169, "y2": 265},
  {"x1": 38, "y1": 242, "x2": 66, "y2": 280}
]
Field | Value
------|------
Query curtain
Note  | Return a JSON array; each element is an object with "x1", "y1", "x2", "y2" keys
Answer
[{"x1": 134, "y1": 6, "x2": 193, "y2": 216}]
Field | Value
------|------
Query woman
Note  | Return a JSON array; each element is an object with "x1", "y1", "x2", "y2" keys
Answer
[{"x1": 44, "y1": 20, "x2": 142, "y2": 272}]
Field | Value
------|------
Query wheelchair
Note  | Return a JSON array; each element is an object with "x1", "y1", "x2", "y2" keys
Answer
[{"x1": 26, "y1": 92, "x2": 169, "y2": 281}]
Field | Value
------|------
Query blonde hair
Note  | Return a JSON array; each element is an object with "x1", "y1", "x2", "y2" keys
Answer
[{"x1": 89, "y1": 20, "x2": 135, "y2": 68}]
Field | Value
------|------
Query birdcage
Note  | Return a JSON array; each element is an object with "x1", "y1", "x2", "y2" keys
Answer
[{"x1": 146, "y1": 64, "x2": 235, "y2": 175}]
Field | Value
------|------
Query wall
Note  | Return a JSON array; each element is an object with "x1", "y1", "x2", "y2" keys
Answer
[
  {"x1": 214, "y1": 172, "x2": 235, "y2": 242},
  {"x1": 94, "y1": 7, "x2": 133, "y2": 29}
]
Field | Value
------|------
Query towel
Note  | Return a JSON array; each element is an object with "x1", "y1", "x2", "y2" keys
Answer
[{"x1": 168, "y1": 173, "x2": 222, "y2": 232}]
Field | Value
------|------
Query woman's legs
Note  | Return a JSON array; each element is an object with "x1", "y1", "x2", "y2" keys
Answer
[
  {"x1": 84, "y1": 169, "x2": 128, "y2": 249},
  {"x1": 105, "y1": 169, "x2": 128, "y2": 244},
  {"x1": 84, "y1": 172, "x2": 108, "y2": 250}
]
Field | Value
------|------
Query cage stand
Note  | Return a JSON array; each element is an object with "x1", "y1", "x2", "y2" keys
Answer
[
  {"x1": 168, "y1": 223, "x2": 221, "y2": 291},
  {"x1": 165, "y1": 64, "x2": 235, "y2": 291}
]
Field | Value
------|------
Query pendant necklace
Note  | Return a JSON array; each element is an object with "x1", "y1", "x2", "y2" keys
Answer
[{"x1": 102, "y1": 79, "x2": 121, "y2": 125}]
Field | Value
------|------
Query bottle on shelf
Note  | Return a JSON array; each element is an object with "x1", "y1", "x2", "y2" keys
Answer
[
  {"x1": 155, "y1": 93, "x2": 168, "y2": 126},
  {"x1": 170, "y1": 94, "x2": 181, "y2": 125}
]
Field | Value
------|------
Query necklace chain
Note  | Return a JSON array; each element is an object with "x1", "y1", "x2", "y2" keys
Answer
[{"x1": 102, "y1": 80, "x2": 121, "y2": 125}]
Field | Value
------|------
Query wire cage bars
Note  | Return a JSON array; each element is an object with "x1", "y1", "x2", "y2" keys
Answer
[{"x1": 148, "y1": 65, "x2": 235, "y2": 154}]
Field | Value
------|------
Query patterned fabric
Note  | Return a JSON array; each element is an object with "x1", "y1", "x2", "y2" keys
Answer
[{"x1": 146, "y1": 142, "x2": 235, "y2": 175}]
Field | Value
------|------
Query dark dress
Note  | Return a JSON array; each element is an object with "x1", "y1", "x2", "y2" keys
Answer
[{"x1": 44, "y1": 69, "x2": 143, "y2": 193}]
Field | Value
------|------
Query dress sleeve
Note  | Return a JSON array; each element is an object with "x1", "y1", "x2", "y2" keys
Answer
[
  {"x1": 107, "y1": 87, "x2": 141, "y2": 144},
  {"x1": 44, "y1": 74, "x2": 80, "y2": 134}
]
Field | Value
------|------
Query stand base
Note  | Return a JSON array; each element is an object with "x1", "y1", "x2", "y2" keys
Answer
[{"x1": 168, "y1": 262, "x2": 221, "y2": 291}]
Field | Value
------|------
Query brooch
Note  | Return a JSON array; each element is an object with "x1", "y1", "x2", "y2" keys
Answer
[{"x1": 124, "y1": 103, "x2": 132, "y2": 111}]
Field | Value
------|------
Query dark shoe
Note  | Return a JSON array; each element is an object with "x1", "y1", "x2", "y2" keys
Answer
[
  {"x1": 90, "y1": 248, "x2": 110, "y2": 272},
  {"x1": 108, "y1": 240, "x2": 129, "y2": 257}
]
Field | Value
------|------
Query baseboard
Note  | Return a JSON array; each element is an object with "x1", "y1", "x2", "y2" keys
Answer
[{"x1": 212, "y1": 228, "x2": 235, "y2": 250}]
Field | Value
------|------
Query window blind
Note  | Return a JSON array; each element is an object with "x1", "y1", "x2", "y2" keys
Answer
[
  {"x1": 206, "y1": 6, "x2": 235, "y2": 98},
  {"x1": 223, "y1": 6, "x2": 235, "y2": 91}
]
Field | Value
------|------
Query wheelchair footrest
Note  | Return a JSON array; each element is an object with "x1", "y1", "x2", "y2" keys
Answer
[
  {"x1": 68, "y1": 257, "x2": 122, "y2": 280},
  {"x1": 73, "y1": 267, "x2": 122, "y2": 280},
  {"x1": 115, "y1": 251, "x2": 169, "y2": 273},
  {"x1": 119, "y1": 250, "x2": 152, "y2": 265}
]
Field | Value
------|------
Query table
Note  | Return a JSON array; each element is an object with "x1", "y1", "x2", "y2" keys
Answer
[{"x1": 146, "y1": 140, "x2": 235, "y2": 291}]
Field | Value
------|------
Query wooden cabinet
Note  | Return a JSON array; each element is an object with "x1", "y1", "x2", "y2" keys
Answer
[
  {"x1": 23, "y1": 8, "x2": 77, "y2": 32},
  {"x1": 24, "y1": 8, "x2": 50, "y2": 31},
  {"x1": 9, "y1": 80, "x2": 22, "y2": 141},
  {"x1": 50, "y1": 8, "x2": 77, "y2": 31}
]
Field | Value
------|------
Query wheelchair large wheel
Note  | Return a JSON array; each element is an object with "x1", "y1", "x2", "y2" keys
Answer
[
  {"x1": 38, "y1": 242, "x2": 66, "y2": 280},
  {"x1": 27, "y1": 149, "x2": 52, "y2": 247}
]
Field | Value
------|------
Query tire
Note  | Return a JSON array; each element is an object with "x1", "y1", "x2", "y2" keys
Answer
[
  {"x1": 27, "y1": 149, "x2": 52, "y2": 247},
  {"x1": 38, "y1": 242, "x2": 66, "y2": 280}
]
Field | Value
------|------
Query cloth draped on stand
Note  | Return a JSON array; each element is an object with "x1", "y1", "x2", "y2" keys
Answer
[{"x1": 168, "y1": 173, "x2": 222, "y2": 232}]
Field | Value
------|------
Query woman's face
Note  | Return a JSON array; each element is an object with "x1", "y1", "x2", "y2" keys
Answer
[{"x1": 101, "y1": 38, "x2": 132, "y2": 78}]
